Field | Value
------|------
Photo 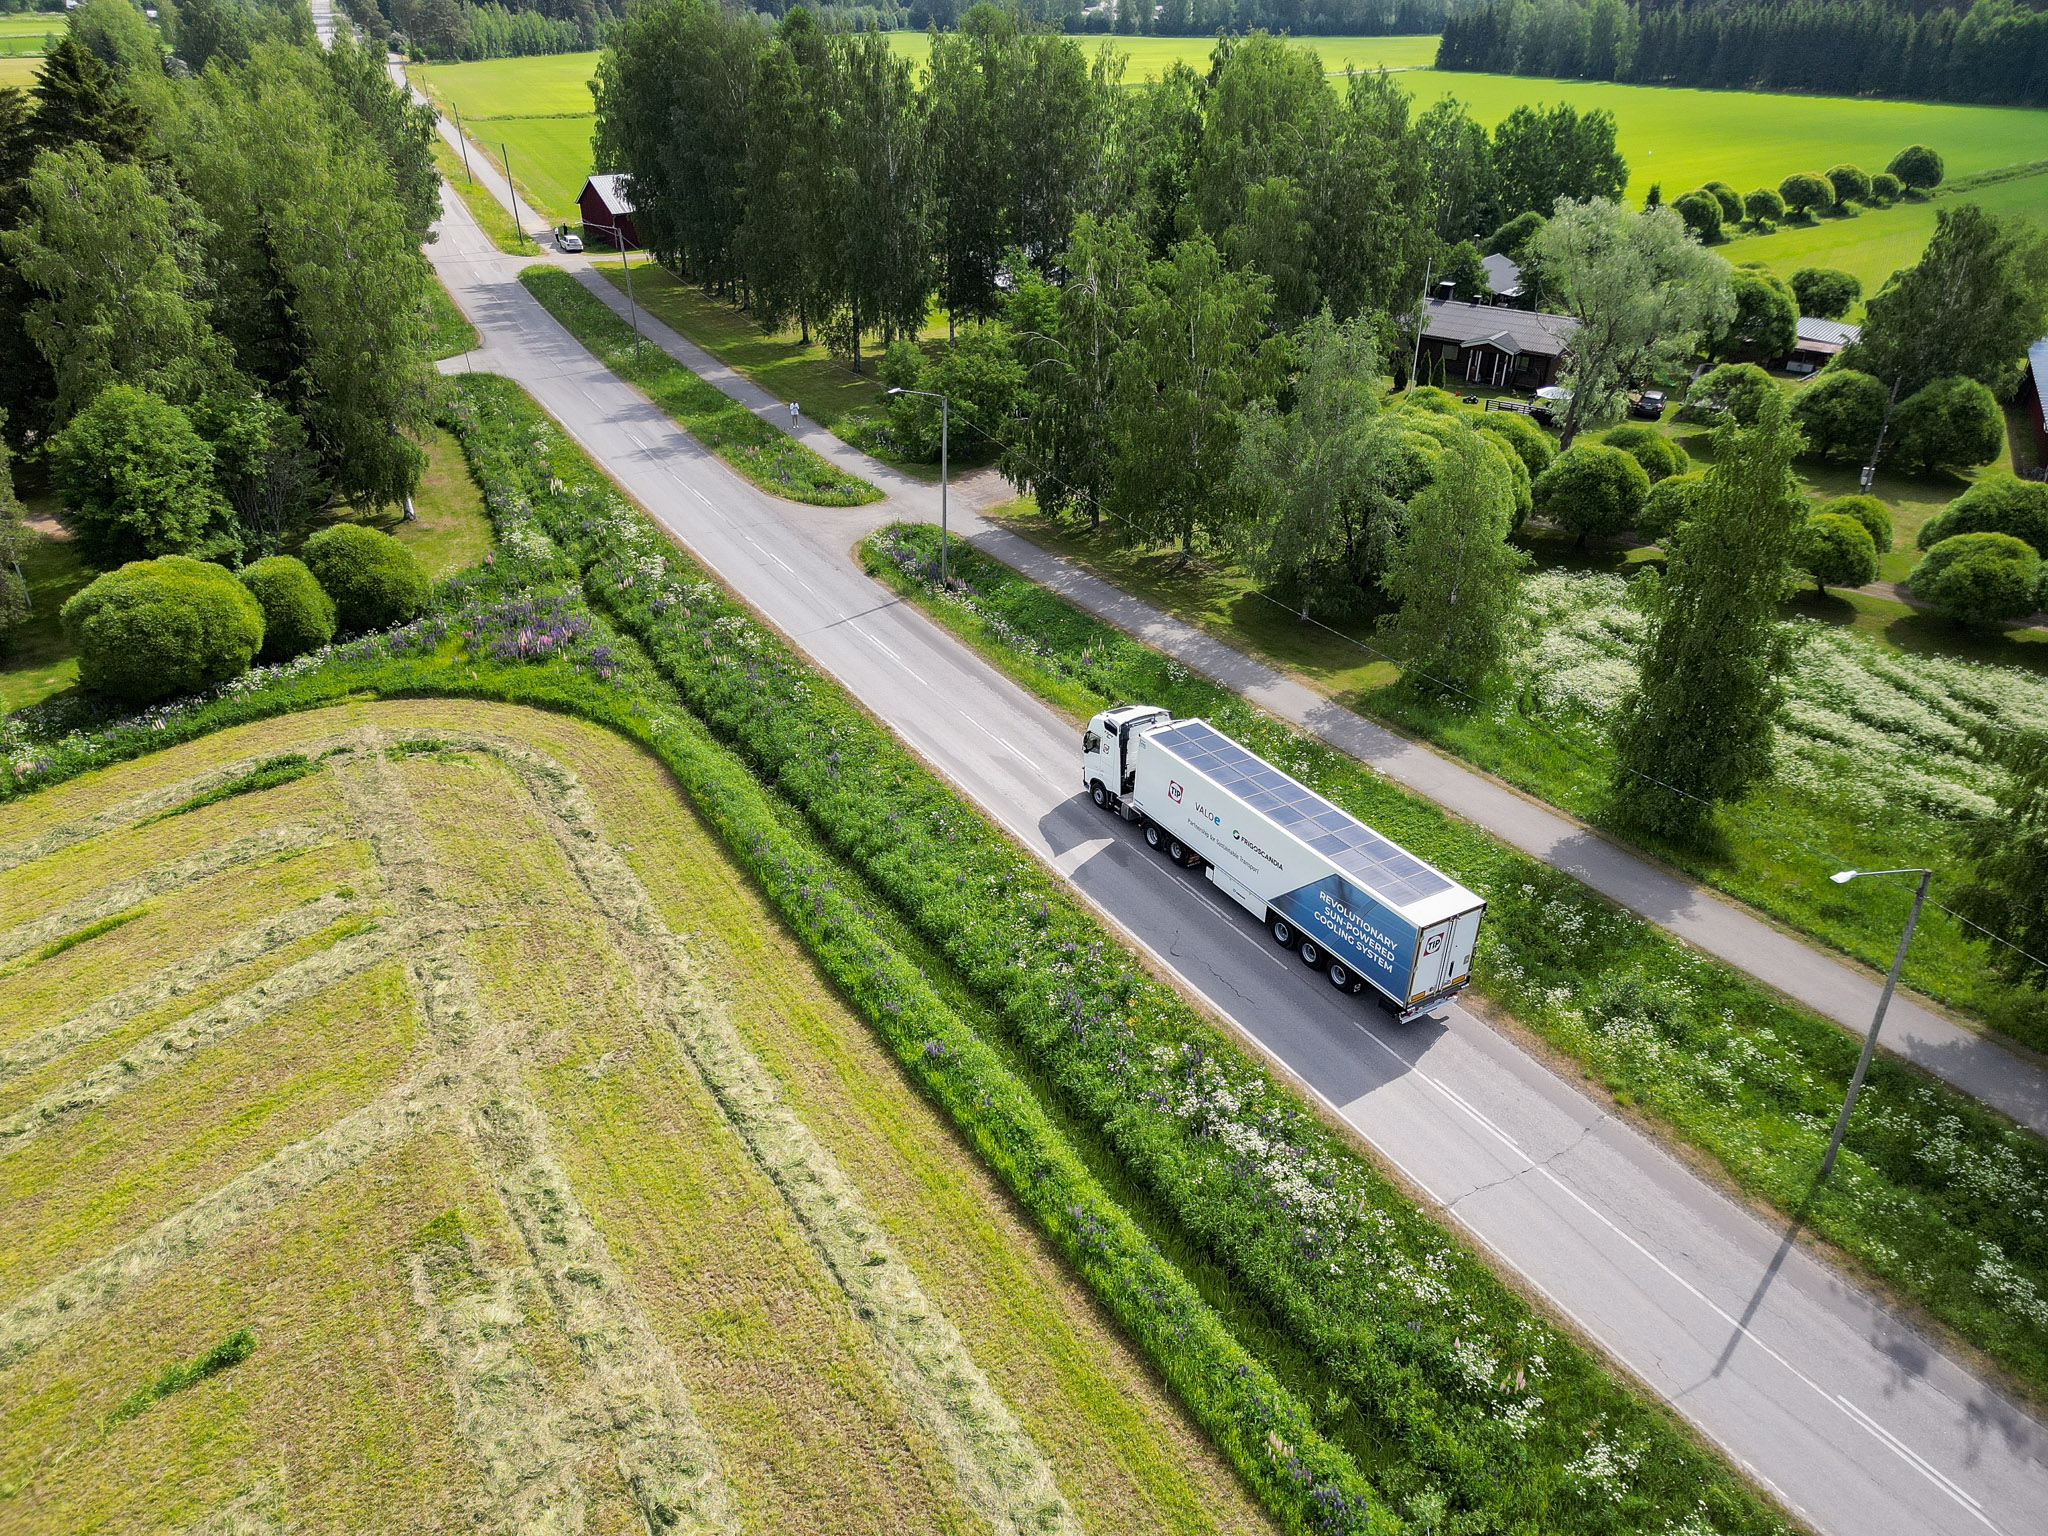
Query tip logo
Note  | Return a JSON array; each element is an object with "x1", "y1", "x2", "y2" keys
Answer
[
  {"x1": 1168, "y1": 780, "x2": 1183, "y2": 803},
  {"x1": 1424, "y1": 934, "x2": 1444, "y2": 955}
]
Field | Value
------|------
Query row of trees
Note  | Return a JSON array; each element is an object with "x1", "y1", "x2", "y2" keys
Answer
[
  {"x1": 908, "y1": 0, "x2": 1447, "y2": 35},
  {"x1": 1438, "y1": 0, "x2": 2048, "y2": 110},
  {"x1": 1660, "y1": 149, "x2": 1938, "y2": 245},
  {"x1": 0, "y1": 0, "x2": 440, "y2": 571}
]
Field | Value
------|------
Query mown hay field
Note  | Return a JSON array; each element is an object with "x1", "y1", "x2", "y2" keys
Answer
[{"x1": 0, "y1": 698, "x2": 1270, "y2": 1535}]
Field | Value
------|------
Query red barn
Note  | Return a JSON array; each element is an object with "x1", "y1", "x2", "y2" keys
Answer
[
  {"x1": 2021, "y1": 338, "x2": 2048, "y2": 477},
  {"x1": 578, "y1": 174, "x2": 640, "y2": 249}
]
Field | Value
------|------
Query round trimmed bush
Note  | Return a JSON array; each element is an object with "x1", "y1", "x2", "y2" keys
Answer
[
  {"x1": 1887, "y1": 144, "x2": 1945, "y2": 191},
  {"x1": 1402, "y1": 385, "x2": 1464, "y2": 415},
  {"x1": 1779, "y1": 172, "x2": 1835, "y2": 219},
  {"x1": 1533, "y1": 441, "x2": 1650, "y2": 548},
  {"x1": 1789, "y1": 368, "x2": 1887, "y2": 461},
  {"x1": 1891, "y1": 376, "x2": 2003, "y2": 473},
  {"x1": 1815, "y1": 493, "x2": 1893, "y2": 552},
  {"x1": 1824, "y1": 163, "x2": 1872, "y2": 206},
  {"x1": 1703, "y1": 180, "x2": 1742, "y2": 224},
  {"x1": 60, "y1": 555, "x2": 265, "y2": 703},
  {"x1": 1870, "y1": 171, "x2": 1903, "y2": 203},
  {"x1": 1475, "y1": 407, "x2": 1556, "y2": 476},
  {"x1": 300, "y1": 523, "x2": 431, "y2": 632},
  {"x1": 1909, "y1": 532, "x2": 2041, "y2": 626},
  {"x1": 1672, "y1": 189, "x2": 1722, "y2": 241},
  {"x1": 1790, "y1": 267, "x2": 1860, "y2": 320},
  {"x1": 1680, "y1": 362, "x2": 1777, "y2": 427},
  {"x1": 1798, "y1": 511, "x2": 1878, "y2": 592},
  {"x1": 1638, "y1": 470, "x2": 1706, "y2": 542},
  {"x1": 1600, "y1": 423, "x2": 1690, "y2": 481},
  {"x1": 1916, "y1": 475, "x2": 2048, "y2": 555},
  {"x1": 1743, "y1": 186, "x2": 1786, "y2": 226},
  {"x1": 239, "y1": 555, "x2": 337, "y2": 661}
]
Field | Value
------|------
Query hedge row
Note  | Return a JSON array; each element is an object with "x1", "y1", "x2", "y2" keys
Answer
[{"x1": 444, "y1": 376, "x2": 1791, "y2": 1535}]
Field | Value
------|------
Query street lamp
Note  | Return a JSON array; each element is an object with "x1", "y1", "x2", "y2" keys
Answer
[
  {"x1": 887, "y1": 385, "x2": 949, "y2": 588},
  {"x1": 1818, "y1": 866, "x2": 1933, "y2": 1177}
]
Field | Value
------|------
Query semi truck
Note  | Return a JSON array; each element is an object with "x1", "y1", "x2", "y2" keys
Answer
[{"x1": 1082, "y1": 705, "x2": 1485, "y2": 1022}]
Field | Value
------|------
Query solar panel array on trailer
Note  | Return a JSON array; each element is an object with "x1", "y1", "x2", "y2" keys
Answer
[{"x1": 1081, "y1": 706, "x2": 1486, "y2": 1021}]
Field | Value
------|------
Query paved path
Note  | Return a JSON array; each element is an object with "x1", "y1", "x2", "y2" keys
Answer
[{"x1": 415, "y1": 130, "x2": 2048, "y2": 1536}]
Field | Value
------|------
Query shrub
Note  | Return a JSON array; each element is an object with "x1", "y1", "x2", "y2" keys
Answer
[
  {"x1": 1798, "y1": 511, "x2": 1878, "y2": 591},
  {"x1": 1779, "y1": 172, "x2": 1835, "y2": 218},
  {"x1": 1870, "y1": 171, "x2": 1903, "y2": 203},
  {"x1": 1703, "y1": 179, "x2": 1742, "y2": 224},
  {"x1": 1672, "y1": 188, "x2": 1722, "y2": 241},
  {"x1": 239, "y1": 555, "x2": 336, "y2": 661},
  {"x1": 1680, "y1": 362, "x2": 1777, "y2": 426},
  {"x1": 1743, "y1": 186, "x2": 1786, "y2": 225},
  {"x1": 1637, "y1": 470, "x2": 1706, "y2": 542},
  {"x1": 1402, "y1": 384, "x2": 1464, "y2": 415},
  {"x1": 1475, "y1": 405, "x2": 1555, "y2": 475},
  {"x1": 60, "y1": 555, "x2": 265, "y2": 703},
  {"x1": 1483, "y1": 209, "x2": 1544, "y2": 258},
  {"x1": 1917, "y1": 475, "x2": 2048, "y2": 555},
  {"x1": 1788, "y1": 368, "x2": 1887, "y2": 460},
  {"x1": 1815, "y1": 493, "x2": 1893, "y2": 552},
  {"x1": 1711, "y1": 270, "x2": 1797, "y2": 360},
  {"x1": 1891, "y1": 376, "x2": 2004, "y2": 473},
  {"x1": 1533, "y1": 441, "x2": 1650, "y2": 548},
  {"x1": 1790, "y1": 267, "x2": 1861, "y2": 320},
  {"x1": 1824, "y1": 163, "x2": 1872, "y2": 205},
  {"x1": 1599, "y1": 423, "x2": 1689, "y2": 481},
  {"x1": 1910, "y1": 532, "x2": 2041, "y2": 625},
  {"x1": 301, "y1": 524, "x2": 431, "y2": 631},
  {"x1": 1888, "y1": 144, "x2": 1945, "y2": 190},
  {"x1": 46, "y1": 384, "x2": 236, "y2": 568}
]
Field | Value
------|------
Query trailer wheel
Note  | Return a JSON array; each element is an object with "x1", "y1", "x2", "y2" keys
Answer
[
  {"x1": 1328, "y1": 961, "x2": 1351, "y2": 991},
  {"x1": 1299, "y1": 939, "x2": 1322, "y2": 967},
  {"x1": 1269, "y1": 917, "x2": 1294, "y2": 947},
  {"x1": 1142, "y1": 823, "x2": 1161, "y2": 849},
  {"x1": 1167, "y1": 838, "x2": 1188, "y2": 862},
  {"x1": 1090, "y1": 782, "x2": 1112, "y2": 810}
]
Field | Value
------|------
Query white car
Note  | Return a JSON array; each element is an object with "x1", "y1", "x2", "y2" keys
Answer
[{"x1": 558, "y1": 232, "x2": 585, "y2": 254}]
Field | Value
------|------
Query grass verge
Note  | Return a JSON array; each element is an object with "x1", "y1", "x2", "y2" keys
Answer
[
  {"x1": 422, "y1": 274, "x2": 478, "y2": 360},
  {"x1": 519, "y1": 265, "x2": 882, "y2": 507},
  {"x1": 862, "y1": 519, "x2": 2048, "y2": 1405},
  {"x1": 429, "y1": 134, "x2": 538, "y2": 256}
]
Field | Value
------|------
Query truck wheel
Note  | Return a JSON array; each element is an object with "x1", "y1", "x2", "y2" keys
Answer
[
  {"x1": 1269, "y1": 917, "x2": 1294, "y2": 947},
  {"x1": 1090, "y1": 782, "x2": 1111, "y2": 810},
  {"x1": 1328, "y1": 961, "x2": 1351, "y2": 991},
  {"x1": 1299, "y1": 939, "x2": 1322, "y2": 968},
  {"x1": 1143, "y1": 823, "x2": 1161, "y2": 850},
  {"x1": 1167, "y1": 838, "x2": 1188, "y2": 862}
]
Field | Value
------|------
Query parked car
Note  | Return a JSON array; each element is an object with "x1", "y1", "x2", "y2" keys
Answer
[
  {"x1": 1631, "y1": 389, "x2": 1668, "y2": 420},
  {"x1": 558, "y1": 230, "x2": 585, "y2": 253}
]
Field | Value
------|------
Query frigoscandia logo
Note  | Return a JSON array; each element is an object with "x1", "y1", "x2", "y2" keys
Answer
[{"x1": 1232, "y1": 827, "x2": 1284, "y2": 869}]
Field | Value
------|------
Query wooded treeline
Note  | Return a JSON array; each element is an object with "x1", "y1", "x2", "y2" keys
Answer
[
  {"x1": 0, "y1": 0, "x2": 441, "y2": 557},
  {"x1": 907, "y1": 0, "x2": 1445, "y2": 36},
  {"x1": 1437, "y1": 0, "x2": 2048, "y2": 107}
]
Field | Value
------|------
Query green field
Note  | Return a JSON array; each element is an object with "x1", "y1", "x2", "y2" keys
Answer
[
  {"x1": 0, "y1": 12, "x2": 58, "y2": 55},
  {"x1": 415, "y1": 41, "x2": 2048, "y2": 283},
  {"x1": 0, "y1": 53, "x2": 41, "y2": 86}
]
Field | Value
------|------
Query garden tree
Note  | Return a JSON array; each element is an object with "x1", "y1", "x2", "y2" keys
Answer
[
  {"x1": 170, "y1": 48, "x2": 433, "y2": 507},
  {"x1": 1105, "y1": 233, "x2": 1278, "y2": 561},
  {"x1": 1888, "y1": 143, "x2": 1944, "y2": 190},
  {"x1": 1842, "y1": 204, "x2": 2048, "y2": 396},
  {"x1": 1909, "y1": 532, "x2": 2042, "y2": 625},
  {"x1": 48, "y1": 384, "x2": 238, "y2": 566},
  {"x1": 1680, "y1": 362, "x2": 1776, "y2": 426},
  {"x1": 1600, "y1": 423, "x2": 1688, "y2": 480},
  {"x1": 1228, "y1": 309, "x2": 1406, "y2": 616},
  {"x1": 822, "y1": 26, "x2": 933, "y2": 368},
  {"x1": 1870, "y1": 171, "x2": 1902, "y2": 202},
  {"x1": 1788, "y1": 367, "x2": 1886, "y2": 459},
  {"x1": 301, "y1": 523, "x2": 430, "y2": 630},
  {"x1": 1891, "y1": 375, "x2": 2004, "y2": 473},
  {"x1": 1474, "y1": 404, "x2": 1554, "y2": 475},
  {"x1": 191, "y1": 390, "x2": 324, "y2": 556},
  {"x1": 1483, "y1": 209, "x2": 1544, "y2": 260},
  {"x1": 1778, "y1": 171, "x2": 1835, "y2": 219},
  {"x1": 1440, "y1": 239, "x2": 1489, "y2": 301},
  {"x1": 1416, "y1": 95, "x2": 1495, "y2": 242},
  {"x1": 27, "y1": 34, "x2": 150, "y2": 162},
  {"x1": 61, "y1": 554, "x2": 265, "y2": 702},
  {"x1": 1824, "y1": 163, "x2": 1872, "y2": 205},
  {"x1": 1798, "y1": 509, "x2": 1878, "y2": 592},
  {"x1": 1533, "y1": 440, "x2": 1649, "y2": 549},
  {"x1": 1489, "y1": 102, "x2": 1626, "y2": 220},
  {"x1": 1916, "y1": 475, "x2": 2048, "y2": 555},
  {"x1": 1815, "y1": 493, "x2": 1893, "y2": 553},
  {"x1": 1742, "y1": 186, "x2": 1785, "y2": 226},
  {"x1": 1955, "y1": 726, "x2": 2048, "y2": 990},
  {"x1": 1608, "y1": 388, "x2": 1807, "y2": 839},
  {"x1": 1637, "y1": 468, "x2": 1704, "y2": 541},
  {"x1": 1004, "y1": 216, "x2": 1145, "y2": 531},
  {"x1": 2, "y1": 144, "x2": 226, "y2": 422},
  {"x1": 1378, "y1": 424, "x2": 1529, "y2": 694},
  {"x1": 1671, "y1": 188, "x2": 1721, "y2": 242},
  {"x1": 1709, "y1": 268, "x2": 1796, "y2": 361},
  {"x1": 1790, "y1": 266, "x2": 1860, "y2": 319},
  {"x1": 1702, "y1": 180, "x2": 1741, "y2": 225},
  {"x1": 238, "y1": 553, "x2": 334, "y2": 660},
  {"x1": 1528, "y1": 197, "x2": 1733, "y2": 446}
]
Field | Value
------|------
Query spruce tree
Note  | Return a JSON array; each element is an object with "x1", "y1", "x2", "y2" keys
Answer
[
  {"x1": 1607, "y1": 387, "x2": 1806, "y2": 841},
  {"x1": 30, "y1": 35, "x2": 149, "y2": 162}
]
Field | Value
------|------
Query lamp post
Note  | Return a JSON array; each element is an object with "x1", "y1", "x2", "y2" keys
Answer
[
  {"x1": 887, "y1": 386, "x2": 949, "y2": 588},
  {"x1": 1819, "y1": 866, "x2": 1933, "y2": 1177}
]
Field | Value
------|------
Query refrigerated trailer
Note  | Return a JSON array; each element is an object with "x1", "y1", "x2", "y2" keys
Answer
[{"x1": 1082, "y1": 706, "x2": 1484, "y2": 1022}]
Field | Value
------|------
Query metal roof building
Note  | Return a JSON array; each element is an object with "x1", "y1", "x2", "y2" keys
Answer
[{"x1": 1416, "y1": 297, "x2": 1577, "y2": 390}]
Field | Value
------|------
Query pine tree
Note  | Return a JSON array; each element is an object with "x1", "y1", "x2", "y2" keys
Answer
[{"x1": 30, "y1": 35, "x2": 149, "y2": 162}]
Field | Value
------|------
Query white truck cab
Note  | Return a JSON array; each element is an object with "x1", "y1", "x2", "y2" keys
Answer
[{"x1": 1082, "y1": 705, "x2": 1170, "y2": 811}]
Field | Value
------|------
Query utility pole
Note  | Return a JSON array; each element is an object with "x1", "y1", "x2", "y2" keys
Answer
[
  {"x1": 620, "y1": 240, "x2": 642, "y2": 359},
  {"x1": 452, "y1": 105, "x2": 475, "y2": 184},
  {"x1": 1860, "y1": 375, "x2": 1904, "y2": 493},
  {"x1": 502, "y1": 141, "x2": 523, "y2": 248},
  {"x1": 1408, "y1": 259, "x2": 1435, "y2": 393}
]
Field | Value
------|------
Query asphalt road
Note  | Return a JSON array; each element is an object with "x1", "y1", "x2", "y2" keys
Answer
[{"x1": 415, "y1": 160, "x2": 2048, "y2": 1533}]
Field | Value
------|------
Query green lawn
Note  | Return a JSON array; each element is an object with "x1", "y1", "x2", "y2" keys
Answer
[
  {"x1": 0, "y1": 14, "x2": 56, "y2": 56},
  {"x1": 467, "y1": 113, "x2": 593, "y2": 228},
  {"x1": 324, "y1": 428, "x2": 493, "y2": 579},
  {"x1": 0, "y1": 501, "x2": 94, "y2": 714},
  {"x1": 422, "y1": 275, "x2": 477, "y2": 361}
]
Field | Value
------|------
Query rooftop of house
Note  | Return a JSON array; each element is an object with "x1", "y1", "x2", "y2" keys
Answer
[
  {"x1": 1418, "y1": 297, "x2": 1575, "y2": 357},
  {"x1": 581, "y1": 174, "x2": 635, "y2": 217},
  {"x1": 1480, "y1": 252, "x2": 1522, "y2": 298},
  {"x1": 1794, "y1": 316, "x2": 1861, "y2": 352},
  {"x1": 2031, "y1": 338, "x2": 2048, "y2": 429}
]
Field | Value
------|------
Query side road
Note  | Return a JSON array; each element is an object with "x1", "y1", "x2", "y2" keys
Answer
[{"x1": 559, "y1": 261, "x2": 2048, "y2": 1139}]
